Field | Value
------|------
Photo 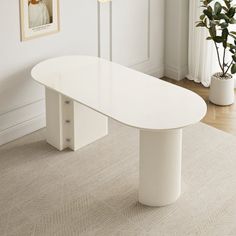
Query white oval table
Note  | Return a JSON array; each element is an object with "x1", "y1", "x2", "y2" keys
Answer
[{"x1": 31, "y1": 56, "x2": 207, "y2": 207}]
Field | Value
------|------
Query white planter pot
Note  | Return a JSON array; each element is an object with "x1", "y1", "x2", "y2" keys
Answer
[{"x1": 209, "y1": 73, "x2": 235, "y2": 106}]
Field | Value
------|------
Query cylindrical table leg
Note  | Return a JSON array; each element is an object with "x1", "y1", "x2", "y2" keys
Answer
[{"x1": 139, "y1": 129, "x2": 182, "y2": 207}]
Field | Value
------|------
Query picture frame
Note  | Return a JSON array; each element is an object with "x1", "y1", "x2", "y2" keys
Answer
[{"x1": 20, "y1": 0, "x2": 60, "y2": 41}]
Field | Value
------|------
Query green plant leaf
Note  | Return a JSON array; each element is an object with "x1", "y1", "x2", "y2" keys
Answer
[
  {"x1": 231, "y1": 63, "x2": 236, "y2": 74},
  {"x1": 196, "y1": 22, "x2": 206, "y2": 27},
  {"x1": 213, "y1": 36, "x2": 224, "y2": 43},
  {"x1": 206, "y1": 36, "x2": 213, "y2": 40},
  {"x1": 221, "y1": 14, "x2": 230, "y2": 21},
  {"x1": 221, "y1": 22, "x2": 229, "y2": 28},
  {"x1": 222, "y1": 28, "x2": 229, "y2": 39},
  {"x1": 208, "y1": 5, "x2": 213, "y2": 13},
  {"x1": 227, "y1": 7, "x2": 235, "y2": 18},
  {"x1": 222, "y1": 6, "x2": 228, "y2": 11},
  {"x1": 232, "y1": 54, "x2": 236, "y2": 62},
  {"x1": 203, "y1": 0, "x2": 208, "y2": 6},
  {"x1": 200, "y1": 14, "x2": 205, "y2": 20},
  {"x1": 224, "y1": 0, "x2": 231, "y2": 9},
  {"x1": 204, "y1": 9, "x2": 213, "y2": 19},
  {"x1": 230, "y1": 34, "x2": 236, "y2": 40},
  {"x1": 230, "y1": 44, "x2": 236, "y2": 50},
  {"x1": 209, "y1": 26, "x2": 217, "y2": 37},
  {"x1": 229, "y1": 18, "x2": 236, "y2": 24},
  {"x1": 214, "y1": 2, "x2": 222, "y2": 14},
  {"x1": 207, "y1": 0, "x2": 214, "y2": 4}
]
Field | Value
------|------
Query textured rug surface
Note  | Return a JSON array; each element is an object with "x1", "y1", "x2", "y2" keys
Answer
[{"x1": 1, "y1": 119, "x2": 236, "y2": 236}]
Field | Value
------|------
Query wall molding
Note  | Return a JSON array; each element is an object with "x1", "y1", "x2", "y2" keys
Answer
[
  {"x1": 149, "y1": 66, "x2": 165, "y2": 78},
  {"x1": 111, "y1": 0, "x2": 151, "y2": 67},
  {"x1": 132, "y1": 61, "x2": 164, "y2": 77},
  {"x1": 0, "y1": 99, "x2": 45, "y2": 130},
  {"x1": 98, "y1": 0, "x2": 151, "y2": 65},
  {"x1": 0, "y1": 113, "x2": 45, "y2": 146},
  {"x1": 128, "y1": 0, "x2": 151, "y2": 67},
  {"x1": 0, "y1": 99, "x2": 45, "y2": 146},
  {"x1": 165, "y1": 65, "x2": 188, "y2": 81},
  {"x1": 98, "y1": 1, "x2": 112, "y2": 60},
  {"x1": 164, "y1": 0, "x2": 189, "y2": 81},
  {"x1": 0, "y1": 98, "x2": 44, "y2": 117}
]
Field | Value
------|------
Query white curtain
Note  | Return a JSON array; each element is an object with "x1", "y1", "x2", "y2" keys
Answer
[{"x1": 187, "y1": 0, "x2": 218, "y2": 87}]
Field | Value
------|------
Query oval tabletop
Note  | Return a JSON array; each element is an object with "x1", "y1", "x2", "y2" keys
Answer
[{"x1": 31, "y1": 56, "x2": 207, "y2": 131}]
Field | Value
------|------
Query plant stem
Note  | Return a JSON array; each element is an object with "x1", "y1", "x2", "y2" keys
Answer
[
  {"x1": 214, "y1": 42, "x2": 224, "y2": 74},
  {"x1": 224, "y1": 60, "x2": 234, "y2": 75},
  {"x1": 222, "y1": 47, "x2": 226, "y2": 76}
]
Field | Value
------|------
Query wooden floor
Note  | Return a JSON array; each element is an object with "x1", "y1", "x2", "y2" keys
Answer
[{"x1": 162, "y1": 78, "x2": 236, "y2": 136}]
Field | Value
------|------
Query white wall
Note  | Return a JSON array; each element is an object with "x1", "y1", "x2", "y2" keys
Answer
[
  {"x1": 112, "y1": 0, "x2": 165, "y2": 75},
  {"x1": 164, "y1": 0, "x2": 189, "y2": 80},
  {"x1": 0, "y1": 0, "x2": 165, "y2": 145}
]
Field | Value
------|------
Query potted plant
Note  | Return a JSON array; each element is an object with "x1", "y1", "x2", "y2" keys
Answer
[{"x1": 196, "y1": 0, "x2": 236, "y2": 105}]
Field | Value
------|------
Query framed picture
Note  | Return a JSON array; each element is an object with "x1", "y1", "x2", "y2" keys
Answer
[{"x1": 20, "y1": 0, "x2": 60, "y2": 41}]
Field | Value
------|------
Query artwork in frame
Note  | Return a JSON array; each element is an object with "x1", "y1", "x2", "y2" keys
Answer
[{"x1": 20, "y1": 0, "x2": 60, "y2": 41}]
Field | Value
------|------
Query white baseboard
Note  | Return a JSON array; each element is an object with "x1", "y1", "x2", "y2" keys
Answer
[
  {"x1": 164, "y1": 65, "x2": 188, "y2": 81},
  {"x1": 139, "y1": 63, "x2": 164, "y2": 78},
  {"x1": 0, "y1": 98, "x2": 46, "y2": 146},
  {"x1": 0, "y1": 114, "x2": 45, "y2": 146},
  {"x1": 148, "y1": 66, "x2": 164, "y2": 78}
]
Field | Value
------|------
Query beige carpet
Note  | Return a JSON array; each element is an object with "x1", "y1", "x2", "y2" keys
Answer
[{"x1": 1, "y1": 119, "x2": 236, "y2": 236}]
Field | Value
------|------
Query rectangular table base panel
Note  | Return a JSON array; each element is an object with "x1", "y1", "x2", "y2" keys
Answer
[{"x1": 45, "y1": 88, "x2": 108, "y2": 151}]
